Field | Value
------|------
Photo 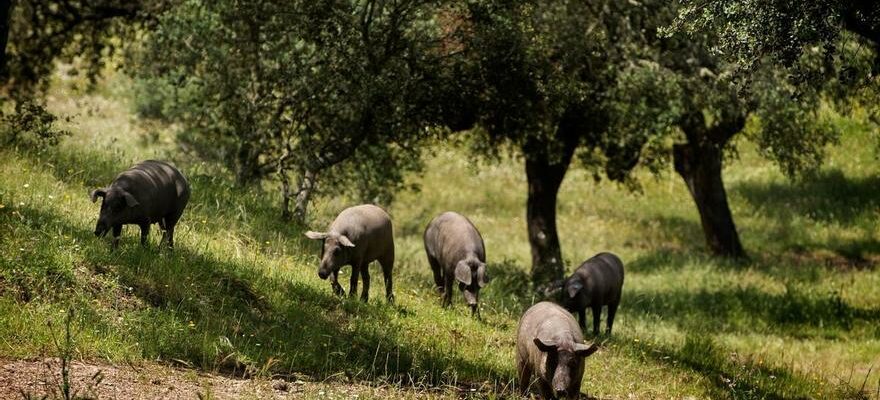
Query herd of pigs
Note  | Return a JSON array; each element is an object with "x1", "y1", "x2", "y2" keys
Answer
[{"x1": 89, "y1": 160, "x2": 625, "y2": 399}]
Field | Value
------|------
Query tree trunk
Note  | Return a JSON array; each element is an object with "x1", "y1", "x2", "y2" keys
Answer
[
  {"x1": 280, "y1": 170, "x2": 292, "y2": 221},
  {"x1": 524, "y1": 138, "x2": 577, "y2": 289},
  {"x1": 234, "y1": 139, "x2": 261, "y2": 186},
  {"x1": 292, "y1": 169, "x2": 316, "y2": 224},
  {"x1": 673, "y1": 135, "x2": 747, "y2": 259},
  {"x1": 0, "y1": 0, "x2": 11, "y2": 79}
]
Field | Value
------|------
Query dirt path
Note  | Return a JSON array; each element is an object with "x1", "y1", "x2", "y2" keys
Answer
[{"x1": 0, "y1": 358, "x2": 417, "y2": 399}]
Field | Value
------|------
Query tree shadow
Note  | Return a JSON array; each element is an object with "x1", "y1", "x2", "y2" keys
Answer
[
  {"x1": 625, "y1": 283, "x2": 880, "y2": 339},
  {"x1": 4, "y1": 198, "x2": 513, "y2": 390},
  {"x1": 611, "y1": 334, "x2": 857, "y2": 399},
  {"x1": 40, "y1": 142, "x2": 315, "y2": 256},
  {"x1": 734, "y1": 169, "x2": 880, "y2": 226},
  {"x1": 733, "y1": 169, "x2": 880, "y2": 268}
]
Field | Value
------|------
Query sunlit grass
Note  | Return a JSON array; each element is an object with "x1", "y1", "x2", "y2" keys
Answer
[{"x1": 0, "y1": 72, "x2": 878, "y2": 398}]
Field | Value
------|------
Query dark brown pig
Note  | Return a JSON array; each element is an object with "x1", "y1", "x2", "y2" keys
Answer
[
  {"x1": 516, "y1": 301, "x2": 599, "y2": 399},
  {"x1": 423, "y1": 211, "x2": 489, "y2": 316},
  {"x1": 90, "y1": 160, "x2": 190, "y2": 249},
  {"x1": 560, "y1": 252, "x2": 625, "y2": 336},
  {"x1": 305, "y1": 204, "x2": 394, "y2": 302}
]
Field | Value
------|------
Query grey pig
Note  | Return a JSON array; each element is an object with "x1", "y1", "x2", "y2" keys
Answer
[
  {"x1": 560, "y1": 252, "x2": 624, "y2": 336},
  {"x1": 305, "y1": 204, "x2": 395, "y2": 303},
  {"x1": 516, "y1": 301, "x2": 599, "y2": 399},
  {"x1": 90, "y1": 160, "x2": 190, "y2": 249},
  {"x1": 423, "y1": 211, "x2": 489, "y2": 316}
]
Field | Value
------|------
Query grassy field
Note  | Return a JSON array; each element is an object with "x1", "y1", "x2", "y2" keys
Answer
[{"x1": 1, "y1": 73, "x2": 879, "y2": 399}]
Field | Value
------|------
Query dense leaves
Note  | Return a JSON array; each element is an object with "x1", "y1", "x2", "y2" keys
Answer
[{"x1": 134, "y1": 0, "x2": 453, "y2": 219}]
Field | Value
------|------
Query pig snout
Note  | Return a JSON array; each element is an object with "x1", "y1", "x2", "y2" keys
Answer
[{"x1": 317, "y1": 265, "x2": 331, "y2": 280}]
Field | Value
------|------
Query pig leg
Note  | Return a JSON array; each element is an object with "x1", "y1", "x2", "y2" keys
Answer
[
  {"x1": 607, "y1": 302, "x2": 619, "y2": 335},
  {"x1": 442, "y1": 276, "x2": 453, "y2": 307},
  {"x1": 165, "y1": 225, "x2": 176, "y2": 249},
  {"x1": 361, "y1": 263, "x2": 370, "y2": 303},
  {"x1": 591, "y1": 305, "x2": 602, "y2": 336},
  {"x1": 139, "y1": 223, "x2": 150, "y2": 247},
  {"x1": 330, "y1": 270, "x2": 344, "y2": 297},
  {"x1": 379, "y1": 252, "x2": 394, "y2": 303},
  {"x1": 359, "y1": 263, "x2": 371, "y2": 302},
  {"x1": 577, "y1": 309, "x2": 587, "y2": 330},
  {"x1": 427, "y1": 254, "x2": 444, "y2": 293},
  {"x1": 162, "y1": 212, "x2": 183, "y2": 249},
  {"x1": 111, "y1": 224, "x2": 122, "y2": 249},
  {"x1": 348, "y1": 265, "x2": 360, "y2": 299},
  {"x1": 516, "y1": 358, "x2": 532, "y2": 396}
]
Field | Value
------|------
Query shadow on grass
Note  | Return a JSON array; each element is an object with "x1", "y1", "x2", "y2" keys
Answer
[
  {"x1": 612, "y1": 334, "x2": 859, "y2": 399},
  {"x1": 735, "y1": 169, "x2": 880, "y2": 226},
  {"x1": 3, "y1": 196, "x2": 513, "y2": 390},
  {"x1": 39, "y1": 143, "x2": 319, "y2": 258},
  {"x1": 625, "y1": 282, "x2": 880, "y2": 339},
  {"x1": 734, "y1": 169, "x2": 880, "y2": 267}
]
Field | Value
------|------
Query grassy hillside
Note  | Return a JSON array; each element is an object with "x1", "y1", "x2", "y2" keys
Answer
[{"x1": 1, "y1": 73, "x2": 879, "y2": 399}]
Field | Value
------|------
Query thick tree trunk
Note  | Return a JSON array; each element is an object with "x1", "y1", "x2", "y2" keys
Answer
[
  {"x1": 524, "y1": 139, "x2": 577, "y2": 289},
  {"x1": 673, "y1": 121, "x2": 747, "y2": 259}
]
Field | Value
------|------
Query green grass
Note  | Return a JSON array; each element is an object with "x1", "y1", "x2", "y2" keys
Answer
[{"x1": 1, "y1": 72, "x2": 879, "y2": 399}]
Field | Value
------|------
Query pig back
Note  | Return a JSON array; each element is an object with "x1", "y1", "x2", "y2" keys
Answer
[
  {"x1": 424, "y1": 212, "x2": 485, "y2": 265},
  {"x1": 577, "y1": 252, "x2": 624, "y2": 304},
  {"x1": 115, "y1": 160, "x2": 190, "y2": 220},
  {"x1": 329, "y1": 204, "x2": 394, "y2": 260}
]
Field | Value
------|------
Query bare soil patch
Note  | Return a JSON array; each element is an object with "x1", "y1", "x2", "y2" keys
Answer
[{"x1": 0, "y1": 358, "x2": 414, "y2": 399}]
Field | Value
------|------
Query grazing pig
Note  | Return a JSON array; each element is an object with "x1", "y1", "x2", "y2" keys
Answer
[
  {"x1": 90, "y1": 160, "x2": 190, "y2": 249},
  {"x1": 423, "y1": 211, "x2": 489, "y2": 316},
  {"x1": 560, "y1": 252, "x2": 625, "y2": 336},
  {"x1": 305, "y1": 204, "x2": 395, "y2": 303},
  {"x1": 516, "y1": 301, "x2": 599, "y2": 399}
]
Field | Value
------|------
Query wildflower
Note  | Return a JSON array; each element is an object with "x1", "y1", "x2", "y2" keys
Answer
[
  {"x1": 0, "y1": 204, "x2": 5, "y2": 209},
  {"x1": 23, "y1": 184, "x2": 29, "y2": 188}
]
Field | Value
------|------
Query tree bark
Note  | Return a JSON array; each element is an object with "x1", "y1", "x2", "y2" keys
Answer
[
  {"x1": 292, "y1": 168, "x2": 316, "y2": 224},
  {"x1": 674, "y1": 117, "x2": 747, "y2": 259},
  {"x1": 524, "y1": 136, "x2": 578, "y2": 288},
  {"x1": 0, "y1": 0, "x2": 11, "y2": 80},
  {"x1": 234, "y1": 139, "x2": 262, "y2": 186}
]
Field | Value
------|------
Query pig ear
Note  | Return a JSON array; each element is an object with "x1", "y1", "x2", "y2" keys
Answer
[
  {"x1": 338, "y1": 235, "x2": 355, "y2": 247},
  {"x1": 533, "y1": 337, "x2": 557, "y2": 353},
  {"x1": 567, "y1": 280, "x2": 583, "y2": 299},
  {"x1": 121, "y1": 191, "x2": 140, "y2": 207},
  {"x1": 476, "y1": 263, "x2": 489, "y2": 288},
  {"x1": 575, "y1": 342, "x2": 599, "y2": 358},
  {"x1": 304, "y1": 231, "x2": 328, "y2": 240},
  {"x1": 89, "y1": 188, "x2": 107, "y2": 203},
  {"x1": 454, "y1": 262, "x2": 472, "y2": 286}
]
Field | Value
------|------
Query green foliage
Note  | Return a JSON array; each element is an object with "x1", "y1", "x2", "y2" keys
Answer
[
  {"x1": 0, "y1": 100, "x2": 69, "y2": 153},
  {"x1": 133, "y1": 0, "x2": 452, "y2": 212},
  {"x1": 4, "y1": 1, "x2": 163, "y2": 95}
]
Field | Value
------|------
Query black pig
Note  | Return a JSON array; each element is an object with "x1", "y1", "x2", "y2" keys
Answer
[
  {"x1": 560, "y1": 252, "x2": 624, "y2": 335},
  {"x1": 90, "y1": 160, "x2": 190, "y2": 249}
]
